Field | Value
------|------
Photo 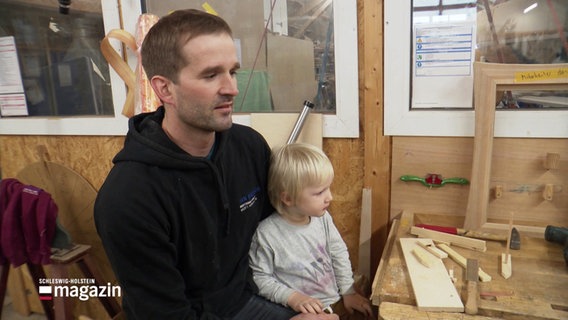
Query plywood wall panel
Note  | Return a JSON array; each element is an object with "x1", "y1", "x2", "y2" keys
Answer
[
  {"x1": 391, "y1": 137, "x2": 473, "y2": 219},
  {"x1": 0, "y1": 135, "x2": 366, "y2": 268},
  {"x1": 324, "y1": 138, "x2": 365, "y2": 271},
  {"x1": 0, "y1": 136, "x2": 124, "y2": 189},
  {"x1": 391, "y1": 136, "x2": 568, "y2": 229}
]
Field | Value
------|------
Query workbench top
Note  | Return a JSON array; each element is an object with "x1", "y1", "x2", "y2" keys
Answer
[{"x1": 371, "y1": 212, "x2": 568, "y2": 319}]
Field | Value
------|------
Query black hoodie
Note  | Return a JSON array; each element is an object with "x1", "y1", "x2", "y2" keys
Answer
[{"x1": 94, "y1": 107, "x2": 273, "y2": 319}]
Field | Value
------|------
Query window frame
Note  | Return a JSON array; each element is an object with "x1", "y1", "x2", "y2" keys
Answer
[
  {"x1": 0, "y1": 0, "x2": 359, "y2": 137},
  {"x1": 384, "y1": 1, "x2": 568, "y2": 138}
]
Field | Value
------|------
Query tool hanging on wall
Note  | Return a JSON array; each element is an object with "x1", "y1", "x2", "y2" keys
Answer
[{"x1": 400, "y1": 174, "x2": 469, "y2": 188}]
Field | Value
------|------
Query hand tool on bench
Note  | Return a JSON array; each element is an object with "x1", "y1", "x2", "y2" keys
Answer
[
  {"x1": 465, "y1": 258, "x2": 479, "y2": 315},
  {"x1": 415, "y1": 223, "x2": 515, "y2": 244},
  {"x1": 509, "y1": 227, "x2": 521, "y2": 250}
]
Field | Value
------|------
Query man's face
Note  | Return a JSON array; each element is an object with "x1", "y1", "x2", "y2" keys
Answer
[{"x1": 171, "y1": 33, "x2": 240, "y2": 133}]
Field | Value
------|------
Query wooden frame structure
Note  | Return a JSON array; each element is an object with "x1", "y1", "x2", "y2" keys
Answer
[{"x1": 464, "y1": 62, "x2": 568, "y2": 236}]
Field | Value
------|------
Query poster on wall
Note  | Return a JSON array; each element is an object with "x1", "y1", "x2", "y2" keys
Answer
[
  {"x1": 412, "y1": 21, "x2": 476, "y2": 109},
  {"x1": 0, "y1": 36, "x2": 28, "y2": 116}
]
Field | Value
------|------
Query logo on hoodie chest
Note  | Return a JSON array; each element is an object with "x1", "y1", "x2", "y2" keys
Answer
[{"x1": 239, "y1": 186, "x2": 260, "y2": 212}]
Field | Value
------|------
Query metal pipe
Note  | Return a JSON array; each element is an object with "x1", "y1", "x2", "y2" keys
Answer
[{"x1": 287, "y1": 100, "x2": 314, "y2": 144}]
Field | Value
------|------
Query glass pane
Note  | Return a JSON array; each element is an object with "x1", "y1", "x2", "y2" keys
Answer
[
  {"x1": 502, "y1": 89, "x2": 568, "y2": 109},
  {"x1": 412, "y1": 0, "x2": 567, "y2": 110},
  {"x1": 0, "y1": 0, "x2": 113, "y2": 117},
  {"x1": 142, "y1": 0, "x2": 336, "y2": 114}
]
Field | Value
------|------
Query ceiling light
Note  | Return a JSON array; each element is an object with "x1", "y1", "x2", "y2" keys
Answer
[{"x1": 523, "y1": 3, "x2": 537, "y2": 14}]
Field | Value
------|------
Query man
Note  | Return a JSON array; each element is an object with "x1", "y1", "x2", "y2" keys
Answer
[{"x1": 94, "y1": 8, "x2": 337, "y2": 320}]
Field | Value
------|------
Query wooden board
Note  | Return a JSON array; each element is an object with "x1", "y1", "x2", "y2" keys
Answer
[
  {"x1": 399, "y1": 238, "x2": 464, "y2": 312},
  {"x1": 410, "y1": 226, "x2": 487, "y2": 252},
  {"x1": 390, "y1": 136, "x2": 568, "y2": 233},
  {"x1": 266, "y1": 34, "x2": 318, "y2": 112},
  {"x1": 379, "y1": 301, "x2": 499, "y2": 320}
]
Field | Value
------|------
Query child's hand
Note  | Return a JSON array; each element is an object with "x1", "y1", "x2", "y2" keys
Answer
[
  {"x1": 288, "y1": 291, "x2": 324, "y2": 314},
  {"x1": 342, "y1": 293, "x2": 374, "y2": 319}
]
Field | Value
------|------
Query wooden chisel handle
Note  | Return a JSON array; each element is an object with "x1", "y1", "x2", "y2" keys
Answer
[
  {"x1": 465, "y1": 280, "x2": 478, "y2": 314},
  {"x1": 463, "y1": 230, "x2": 507, "y2": 241}
]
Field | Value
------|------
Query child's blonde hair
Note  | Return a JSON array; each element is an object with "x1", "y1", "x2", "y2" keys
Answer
[{"x1": 268, "y1": 143, "x2": 334, "y2": 214}]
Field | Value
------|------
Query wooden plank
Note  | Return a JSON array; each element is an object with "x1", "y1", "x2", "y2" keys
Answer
[
  {"x1": 411, "y1": 226, "x2": 487, "y2": 252},
  {"x1": 399, "y1": 238, "x2": 464, "y2": 312},
  {"x1": 370, "y1": 218, "x2": 400, "y2": 306},
  {"x1": 361, "y1": 0, "x2": 391, "y2": 280},
  {"x1": 379, "y1": 301, "x2": 499, "y2": 320},
  {"x1": 437, "y1": 244, "x2": 492, "y2": 283},
  {"x1": 463, "y1": 62, "x2": 498, "y2": 231},
  {"x1": 412, "y1": 246, "x2": 436, "y2": 268},
  {"x1": 417, "y1": 239, "x2": 448, "y2": 259},
  {"x1": 358, "y1": 188, "x2": 372, "y2": 280}
]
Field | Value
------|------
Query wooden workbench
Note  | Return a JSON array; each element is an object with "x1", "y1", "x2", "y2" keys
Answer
[{"x1": 371, "y1": 212, "x2": 568, "y2": 319}]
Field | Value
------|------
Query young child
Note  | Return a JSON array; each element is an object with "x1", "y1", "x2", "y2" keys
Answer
[{"x1": 249, "y1": 143, "x2": 374, "y2": 320}]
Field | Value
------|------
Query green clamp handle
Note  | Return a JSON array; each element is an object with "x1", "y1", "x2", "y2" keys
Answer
[{"x1": 400, "y1": 174, "x2": 469, "y2": 188}]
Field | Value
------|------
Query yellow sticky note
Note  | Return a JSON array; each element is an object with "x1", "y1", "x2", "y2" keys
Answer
[
  {"x1": 515, "y1": 67, "x2": 568, "y2": 82},
  {"x1": 202, "y1": 2, "x2": 218, "y2": 16}
]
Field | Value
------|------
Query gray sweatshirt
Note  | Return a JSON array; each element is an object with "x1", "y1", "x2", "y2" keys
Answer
[{"x1": 249, "y1": 212, "x2": 355, "y2": 308}]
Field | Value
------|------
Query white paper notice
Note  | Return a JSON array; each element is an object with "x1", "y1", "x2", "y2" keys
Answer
[
  {"x1": 412, "y1": 22, "x2": 475, "y2": 109},
  {"x1": 0, "y1": 36, "x2": 28, "y2": 116}
]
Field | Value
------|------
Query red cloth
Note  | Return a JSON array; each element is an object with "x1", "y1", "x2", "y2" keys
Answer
[{"x1": 0, "y1": 178, "x2": 58, "y2": 266}]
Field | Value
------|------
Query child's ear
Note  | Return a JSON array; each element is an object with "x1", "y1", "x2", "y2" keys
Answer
[{"x1": 280, "y1": 191, "x2": 293, "y2": 207}]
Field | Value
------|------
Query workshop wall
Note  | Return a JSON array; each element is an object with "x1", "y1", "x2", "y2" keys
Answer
[
  {"x1": 0, "y1": 136, "x2": 366, "y2": 263},
  {"x1": 391, "y1": 136, "x2": 568, "y2": 230}
]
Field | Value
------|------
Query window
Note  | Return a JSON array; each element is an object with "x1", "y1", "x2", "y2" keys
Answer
[
  {"x1": 385, "y1": 0, "x2": 568, "y2": 137},
  {"x1": 127, "y1": 0, "x2": 359, "y2": 137},
  {"x1": 0, "y1": 0, "x2": 358, "y2": 137},
  {"x1": 0, "y1": 0, "x2": 127, "y2": 135}
]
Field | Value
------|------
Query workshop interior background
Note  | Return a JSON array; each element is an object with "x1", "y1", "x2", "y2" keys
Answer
[{"x1": 0, "y1": 0, "x2": 567, "y2": 318}]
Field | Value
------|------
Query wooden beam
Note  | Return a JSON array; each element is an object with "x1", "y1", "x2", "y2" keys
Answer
[
  {"x1": 361, "y1": 0, "x2": 391, "y2": 281},
  {"x1": 411, "y1": 226, "x2": 487, "y2": 252}
]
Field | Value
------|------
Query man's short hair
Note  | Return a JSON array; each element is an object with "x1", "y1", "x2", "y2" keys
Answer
[{"x1": 141, "y1": 9, "x2": 233, "y2": 83}]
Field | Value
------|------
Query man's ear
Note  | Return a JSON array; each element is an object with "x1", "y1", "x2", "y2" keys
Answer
[
  {"x1": 280, "y1": 191, "x2": 294, "y2": 207},
  {"x1": 150, "y1": 75, "x2": 174, "y2": 105}
]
